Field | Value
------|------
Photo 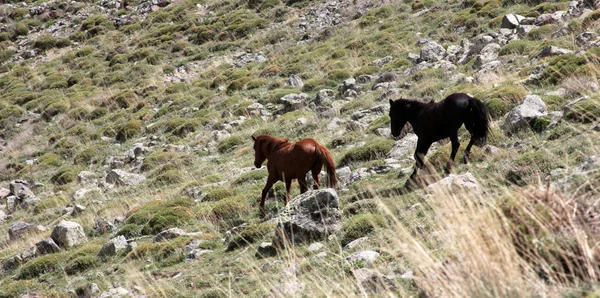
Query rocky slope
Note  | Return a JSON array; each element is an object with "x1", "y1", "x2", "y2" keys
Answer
[{"x1": 0, "y1": 0, "x2": 599, "y2": 296}]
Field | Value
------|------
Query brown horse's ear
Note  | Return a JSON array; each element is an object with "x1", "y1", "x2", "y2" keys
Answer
[{"x1": 251, "y1": 135, "x2": 257, "y2": 142}]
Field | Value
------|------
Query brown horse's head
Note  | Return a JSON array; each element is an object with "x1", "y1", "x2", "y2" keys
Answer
[{"x1": 251, "y1": 135, "x2": 267, "y2": 168}]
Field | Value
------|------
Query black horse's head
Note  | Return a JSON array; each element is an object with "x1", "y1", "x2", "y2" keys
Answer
[{"x1": 389, "y1": 98, "x2": 410, "y2": 137}]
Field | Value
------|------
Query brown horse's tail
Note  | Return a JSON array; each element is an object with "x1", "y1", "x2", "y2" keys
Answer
[{"x1": 315, "y1": 143, "x2": 338, "y2": 189}]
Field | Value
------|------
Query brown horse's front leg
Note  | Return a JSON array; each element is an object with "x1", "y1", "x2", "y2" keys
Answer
[{"x1": 260, "y1": 176, "x2": 276, "y2": 217}]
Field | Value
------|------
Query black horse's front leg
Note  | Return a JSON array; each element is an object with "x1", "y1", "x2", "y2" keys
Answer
[
  {"x1": 446, "y1": 133, "x2": 460, "y2": 174},
  {"x1": 406, "y1": 139, "x2": 432, "y2": 188}
]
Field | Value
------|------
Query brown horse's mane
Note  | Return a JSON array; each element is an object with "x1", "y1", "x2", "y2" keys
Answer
[{"x1": 254, "y1": 134, "x2": 290, "y2": 153}]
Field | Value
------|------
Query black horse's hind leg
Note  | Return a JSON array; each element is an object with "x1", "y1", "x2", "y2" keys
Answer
[
  {"x1": 463, "y1": 138, "x2": 476, "y2": 164},
  {"x1": 446, "y1": 133, "x2": 460, "y2": 174},
  {"x1": 407, "y1": 139, "x2": 432, "y2": 188}
]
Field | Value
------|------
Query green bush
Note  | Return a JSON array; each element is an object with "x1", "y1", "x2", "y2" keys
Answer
[
  {"x1": 217, "y1": 136, "x2": 245, "y2": 153},
  {"x1": 484, "y1": 98, "x2": 509, "y2": 119},
  {"x1": 247, "y1": 0, "x2": 279, "y2": 10},
  {"x1": 478, "y1": 84, "x2": 526, "y2": 105},
  {"x1": 527, "y1": 24, "x2": 556, "y2": 40},
  {"x1": 126, "y1": 237, "x2": 188, "y2": 263},
  {"x1": 499, "y1": 40, "x2": 536, "y2": 56},
  {"x1": 367, "y1": 115, "x2": 390, "y2": 132},
  {"x1": 126, "y1": 198, "x2": 194, "y2": 235},
  {"x1": 165, "y1": 117, "x2": 199, "y2": 137},
  {"x1": 340, "y1": 139, "x2": 394, "y2": 166},
  {"x1": 327, "y1": 69, "x2": 352, "y2": 81},
  {"x1": 33, "y1": 195, "x2": 69, "y2": 214},
  {"x1": 18, "y1": 254, "x2": 64, "y2": 279},
  {"x1": 342, "y1": 213, "x2": 386, "y2": 245},
  {"x1": 203, "y1": 187, "x2": 234, "y2": 202},
  {"x1": 111, "y1": 90, "x2": 138, "y2": 109},
  {"x1": 582, "y1": 9, "x2": 600, "y2": 29},
  {"x1": 74, "y1": 148, "x2": 97, "y2": 165},
  {"x1": 117, "y1": 224, "x2": 142, "y2": 238},
  {"x1": 141, "y1": 151, "x2": 178, "y2": 171},
  {"x1": 33, "y1": 35, "x2": 70, "y2": 51},
  {"x1": 153, "y1": 169, "x2": 185, "y2": 186},
  {"x1": 542, "y1": 95, "x2": 566, "y2": 111},
  {"x1": 565, "y1": 99, "x2": 600, "y2": 123},
  {"x1": 116, "y1": 120, "x2": 142, "y2": 142},
  {"x1": 531, "y1": 114, "x2": 553, "y2": 133},
  {"x1": 540, "y1": 54, "x2": 587, "y2": 85},
  {"x1": 42, "y1": 102, "x2": 68, "y2": 120},
  {"x1": 38, "y1": 152, "x2": 62, "y2": 167},
  {"x1": 227, "y1": 222, "x2": 275, "y2": 250},
  {"x1": 211, "y1": 197, "x2": 249, "y2": 225},
  {"x1": 65, "y1": 256, "x2": 100, "y2": 275},
  {"x1": 232, "y1": 170, "x2": 268, "y2": 185},
  {"x1": 51, "y1": 166, "x2": 81, "y2": 185}
]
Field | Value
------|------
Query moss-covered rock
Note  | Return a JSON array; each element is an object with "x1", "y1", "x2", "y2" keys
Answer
[
  {"x1": 340, "y1": 139, "x2": 395, "y2": 166},
  {"x1": 217, "y1": 136, "x2": 245, "y2": 153},
  {"x1": 531, "y1": 114, "x2": 553, "y2": 133},
  {"x1": 152, "y1": 169, "x2": 185, "y2": 186},
  {"x1": 232, "y1": 170, "x2": 268, "y2": 186},
  {"x1": 126, "y1": 198, "x2": 194, "y2": 235},
  {"x1": 18, "y1": 254, "x2": 64, "y2": 279},
  {"x1": 566, "y1": 99, "x2": 600, "y2": 123},
  {"x1": 342, "y1": 213, "x2": 386, "y2": 245},
  {"x1": 227, "y1": 222, "x2": 275, "y2": 250},
  {"x1": 65, "y1": 255, "x2": 101, "y2": 275},
  {"x1": 484, "y1": 97, "x2": 509, "y2": 119},
  {"x1": 51, "y1": 166, "x2": 82, "y2": 185},
  {"x1": 116, "y1": 120, "x2": 142, "y2": 142},
  {"x1": 203, "y1": 187, "x2": 234, "y2": 202}
]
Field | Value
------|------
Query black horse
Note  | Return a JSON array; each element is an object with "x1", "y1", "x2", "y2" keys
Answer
[{"x1": 389, "y1": 93, "x2": 490, "y2": 184}]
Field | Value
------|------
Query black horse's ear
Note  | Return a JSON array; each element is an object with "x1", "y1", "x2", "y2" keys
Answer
[
  {"x1": 389, "y1": 99, "x2": 394, "y2": 106},
  {"x1": 251, "y1": 135, "x2": 257, "y2": 142}
]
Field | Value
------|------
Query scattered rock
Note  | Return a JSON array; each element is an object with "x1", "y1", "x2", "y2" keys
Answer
[
  {"x1": 288, "y1": 74, "x2": 304, "y2": 87},
  {"x1": 280, "y1": 93, "x2": 309, "y2": 112},
  {"x1": 51, "y1": 220, "x2": 88, "y2": 248},
  {"x1": 271, "y1": 189, "x2": 342, "y2": 245},
  {"x1": 98, "y1": 236, "x2": 128, "y2": 258},
  {"x1": 502, "y1": 95, "x2": 547, "y2": 133},
  {"x1": 346, "y1": 250, "x2": 380, "y2": 265},
  {"x1": 344, "y1": 236, "x2": 369, "y2": 250},
  {"x1": 98, "y1": 287, "x2": 130, "y2": 298},
  {"x1": 256, "y1": 242, "x2": 277, "y2": 258},
  {"x1": 187, "y1": 249, "x2": 213, "y2": 260},
  {"x1": 369, "y1": 56, "x2": 393, "y2": 67},
  {"x1": 353, "y1": 268, "x2": 397, "y2": 294},
  {"x1": 501, "y1": 14, "x2": 524, "y2": 29},
  {"x1": 105, "y1": 169, "x2": 146, "y2": 186},
  {"x1": 538, "y1": 46, "x2": 573, "y2": 58},
  {"x1": 426, "y1": 172, "x2": 481, "y2": 193},
  {"x1": 9, "y1": 221, "x2": 39, "y2": 241},
  {"x1": 308, "y1": 242, "x2": 324, "y2": 252},
  {"x1": 388, "y1": 133, "x2": 418, "y2": 159},
  {"x1": 154, "y1": 228, "x2": 186, "y2": 242},
  {"x1": 420, "y1": 41, "x2": 446, "y2": 62},
  {"x1": 92, "y1": 218, "x2": 117, "y2": 234},
  {"x1": 338, "y1": 78, "x2": 357, "y2": 97},
  {"x1": 35, "y1": 238, "x2": 61, "y2": 255}
]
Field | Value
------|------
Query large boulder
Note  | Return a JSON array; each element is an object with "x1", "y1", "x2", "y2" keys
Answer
[
  {"x1": 280, "y1": 93, "x2": 308, "y2": 112},
  {"x1": 9, "y1": 221, "x2": 40, "y2": 241},
  {"x1": 270, "y1": 189, "x2": 342, "y2": 245},
  {"x1": 105, "y1": 169, "x2": 146, "y2": 186},
  {"x1": 472, "y1": 43, "x2": 500, "y2": 70},
  {"x1": 35, "y1": 238, "x2": 61, "y2": 255},
  {"x1": 7, "y1": 180, "x2": 41, "y2": 210},
  {"x1": 502, "y1": 95, "x2": 547, "y2": 133},
  {"x1": 51, "y1": 220, "x2": 88, "y2": 248},
  {"x1": 98, "y1": 236, "x2": 128, "y2": 258},
  {"x1": 388, "y1": 134, "x2": 418, "y2": 160},
  {"x1": 420, "y1": 41, "x2": 446, "y2": 62},
  {"x1": 501, "y1": 14, "x2": 525, "y2": 29}
]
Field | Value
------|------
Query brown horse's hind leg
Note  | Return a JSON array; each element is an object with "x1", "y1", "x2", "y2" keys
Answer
[
  {"x1": 298, "y1": 174, "x2": 309, "y2": 194},
  {"x1": 284, "y1": 179, "x2": 292, "y2": 205},
  {"x1": 463, "y1": 138, "x2": 476, "y2": 164},
  {"x1": 311, "y1": 166, "x2": 321, "y2": 190}
]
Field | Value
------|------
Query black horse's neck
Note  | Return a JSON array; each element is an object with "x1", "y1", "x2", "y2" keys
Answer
[{"x1": 404, "y1": 100, "x2": 430, "y2": 126}]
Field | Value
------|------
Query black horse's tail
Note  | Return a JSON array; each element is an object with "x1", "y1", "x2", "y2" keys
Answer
[{"x1": 467, "y1": 97, "x2": 491, "y2": 147}]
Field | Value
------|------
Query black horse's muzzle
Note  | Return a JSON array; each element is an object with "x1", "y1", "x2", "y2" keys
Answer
[{"x1": 254, "y1": 161, "x2": 262, "y2": 168}]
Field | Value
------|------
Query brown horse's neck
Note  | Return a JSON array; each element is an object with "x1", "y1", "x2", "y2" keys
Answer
[{"x1": 258, "y1": 136, "x2": 290, "y2": 157}]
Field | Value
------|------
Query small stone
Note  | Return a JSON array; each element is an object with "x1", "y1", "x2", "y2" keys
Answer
[
  {"x1": 308, "y1": 242, "x2": 324, "y2": 252},
  {"x1": 154, "y1": 228, "x2": 186, "y2": 242},
  {"x1": 353, "y1": 268, "x2": 397, "y2": 294},
  {"x1": 187, "y1": 249, "x2": 213, "y2": 260},
  {"x1": 346, "y1": 250, "x2": 380, "y2": 265},
  {"x1": 344, "y1": 236, "x2": 369, "y2": 250},
  {"x1": 288, "y1": 74, "x2": 304, "y2": 87},
  {"x1": 35, "y1": 238, "x2": 61, "y2": 255},
  {"x1": 256, "y1": 242, "x2": 277, "y2": 258},
  {"x1": 51, "y1": 220, "x2": 88, "y2": 248},
  {"x1": 501, "y1": 14, "x2": 524, "y2": 29},
  {"x1": 9, "y1": 221, "x2": 39, "y2": 241}
]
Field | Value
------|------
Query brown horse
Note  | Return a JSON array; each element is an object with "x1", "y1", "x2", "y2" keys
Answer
[{"x1": 251, "y1": 134, "x2": 338, "y2": 215}]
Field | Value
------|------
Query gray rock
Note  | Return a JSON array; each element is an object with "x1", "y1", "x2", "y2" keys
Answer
[
  {"x1": 98, "y1": 236, "x2": 128, "y2": 258},
  {"x1": 535, "y1": 11, "x2": 567, "y2": 26},
  {"x1": 35, "y1": 238, "x2": 61, "y2": 255},
  {"x1": 77, "y1": 171, "x2": 96, "y2": 185},
  {"x1": 92, "y1": 218, "x2": 116, "y2": 234},
  {"x1": 388, "y1": 134, "x2": 418, "y2": 159},
  {"x1": 256, "y1": 242, "x2": 277, "y2": 258},
  {"x1": 351, "y1": 105, "x2": 389, "y2": 124},
  {"x1": 0, "y1": 210, "x2": 6, "y2": 223},
  {"x1": 346, "y1": 250, "x2": 380, "y2": 265},
  {"x1": 9, "y1": 221, "x2": 39, "y2": 241},
  {"x1": 369, "y1": 56, "x2": 393, "y2": 67},
  {"x1": 354, "y1": 268, "x2": 397, "y2": 294},
  {"x1": 501, "y1": 14, "x2": 525, "y2": 29},
  {"x1": 6, "y1": 196, "x2": 17, "y2": 214},
  {"x1": 308, "y1": 242, "x2": 324, "y2": 252},
  {"x1": 313, "y1": 89, "x2": 335, "y2": 106},
  {"x1": 420, "y1": 41, "x2": 446, "y2": 62},
  {"x1": 154, "y1": 228, "x2": 186, "y2": 242},
  {"x1": 270, "y1": 189, "x2": 342, "y2": 245},
  {"x1": 338, "y1": 78, "x2": 357, "y2": 96},
  {"x1": 0, "y1": 187, "x2": 10, "y2": 198},
  {"x1": 184, "y1": 239, "x2": 206, "y2": 253},
  {"x1": 503, "y1": 95, "x2": 547, "y2": 133},
  {"x1": 21, "y1": 246, "x2": 38, "y2": 263},
  {"x1": 2, "y1": 255, "x2": 22, "y2": 271},
  {"x1": 105, "y1": 169, "x2": 146, "y2": 186},
  {"x1": 288, "y1": 74, "x2": 303, "y2": 87},
  {"x1": 73, "y1": 187, "x2": 102, "y2": 201},
  {"x1": 98, "y1": 287, "x2": 130, "y2": 298},
  {"x1": 426, "y1": 172, "x2": 481, "y2": 193},
  {"x1": 539, "y1": 45, "x2": 573, "y2": 57},
  {"x1": 472, "y1": 43, "x2": 500, "y2": 70},
  {"x1": 344, "y1": 236, "x2": 369, "y2": 250},
  {"x1": 83, "y1": 283, "x2": 101, "y2": 297},
  {"x1": 187, "y1": 249, "x2": 213, "y2": 260},
  {"x1": 517, "y1": 25, "x2": 537, "y2": 35},
  {"x1": 280, "y1": 93, "x2": 309, "y2": 112},
  {"x1": 407, "y1": 52, "x2": 420, "y2": 63},
  {"x1": 51, "y1": 220, "x2": 88, "y2": 248}
]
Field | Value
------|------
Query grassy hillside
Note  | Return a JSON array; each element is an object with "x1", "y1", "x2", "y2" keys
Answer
[{"x1": 0, "y1": 0, "x2": 599, "y2": 296}]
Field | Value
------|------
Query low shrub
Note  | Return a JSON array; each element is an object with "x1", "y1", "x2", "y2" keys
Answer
[
  {"x1": 227, "y1": 222, "x2": 275, "y2": 250},
  {"x1": 342, "y1": 213, "x2": 386, "y2": 245},
  {"x1": 217, "y1": 136, "x2": 245, "y2": 153},
  {"x1": 18, "y1": 254, "x2": 64, "y2": 279},
  {"x1": 65, "y1": 256, "x2": 101, "y2": 275},
  {"x1": 51, "y1": 166, "x2": 81, "y2": 185},
  {"x1": 339, "y1": 139, "x2": 395, "y2": 166},
  {"x1": 116, "y1": 120, "x2": 142, "y2": 142}
]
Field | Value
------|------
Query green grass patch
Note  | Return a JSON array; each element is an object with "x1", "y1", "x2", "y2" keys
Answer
[{"x1": 339, "y1": 139, "x2": 395, "y2": 166}]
